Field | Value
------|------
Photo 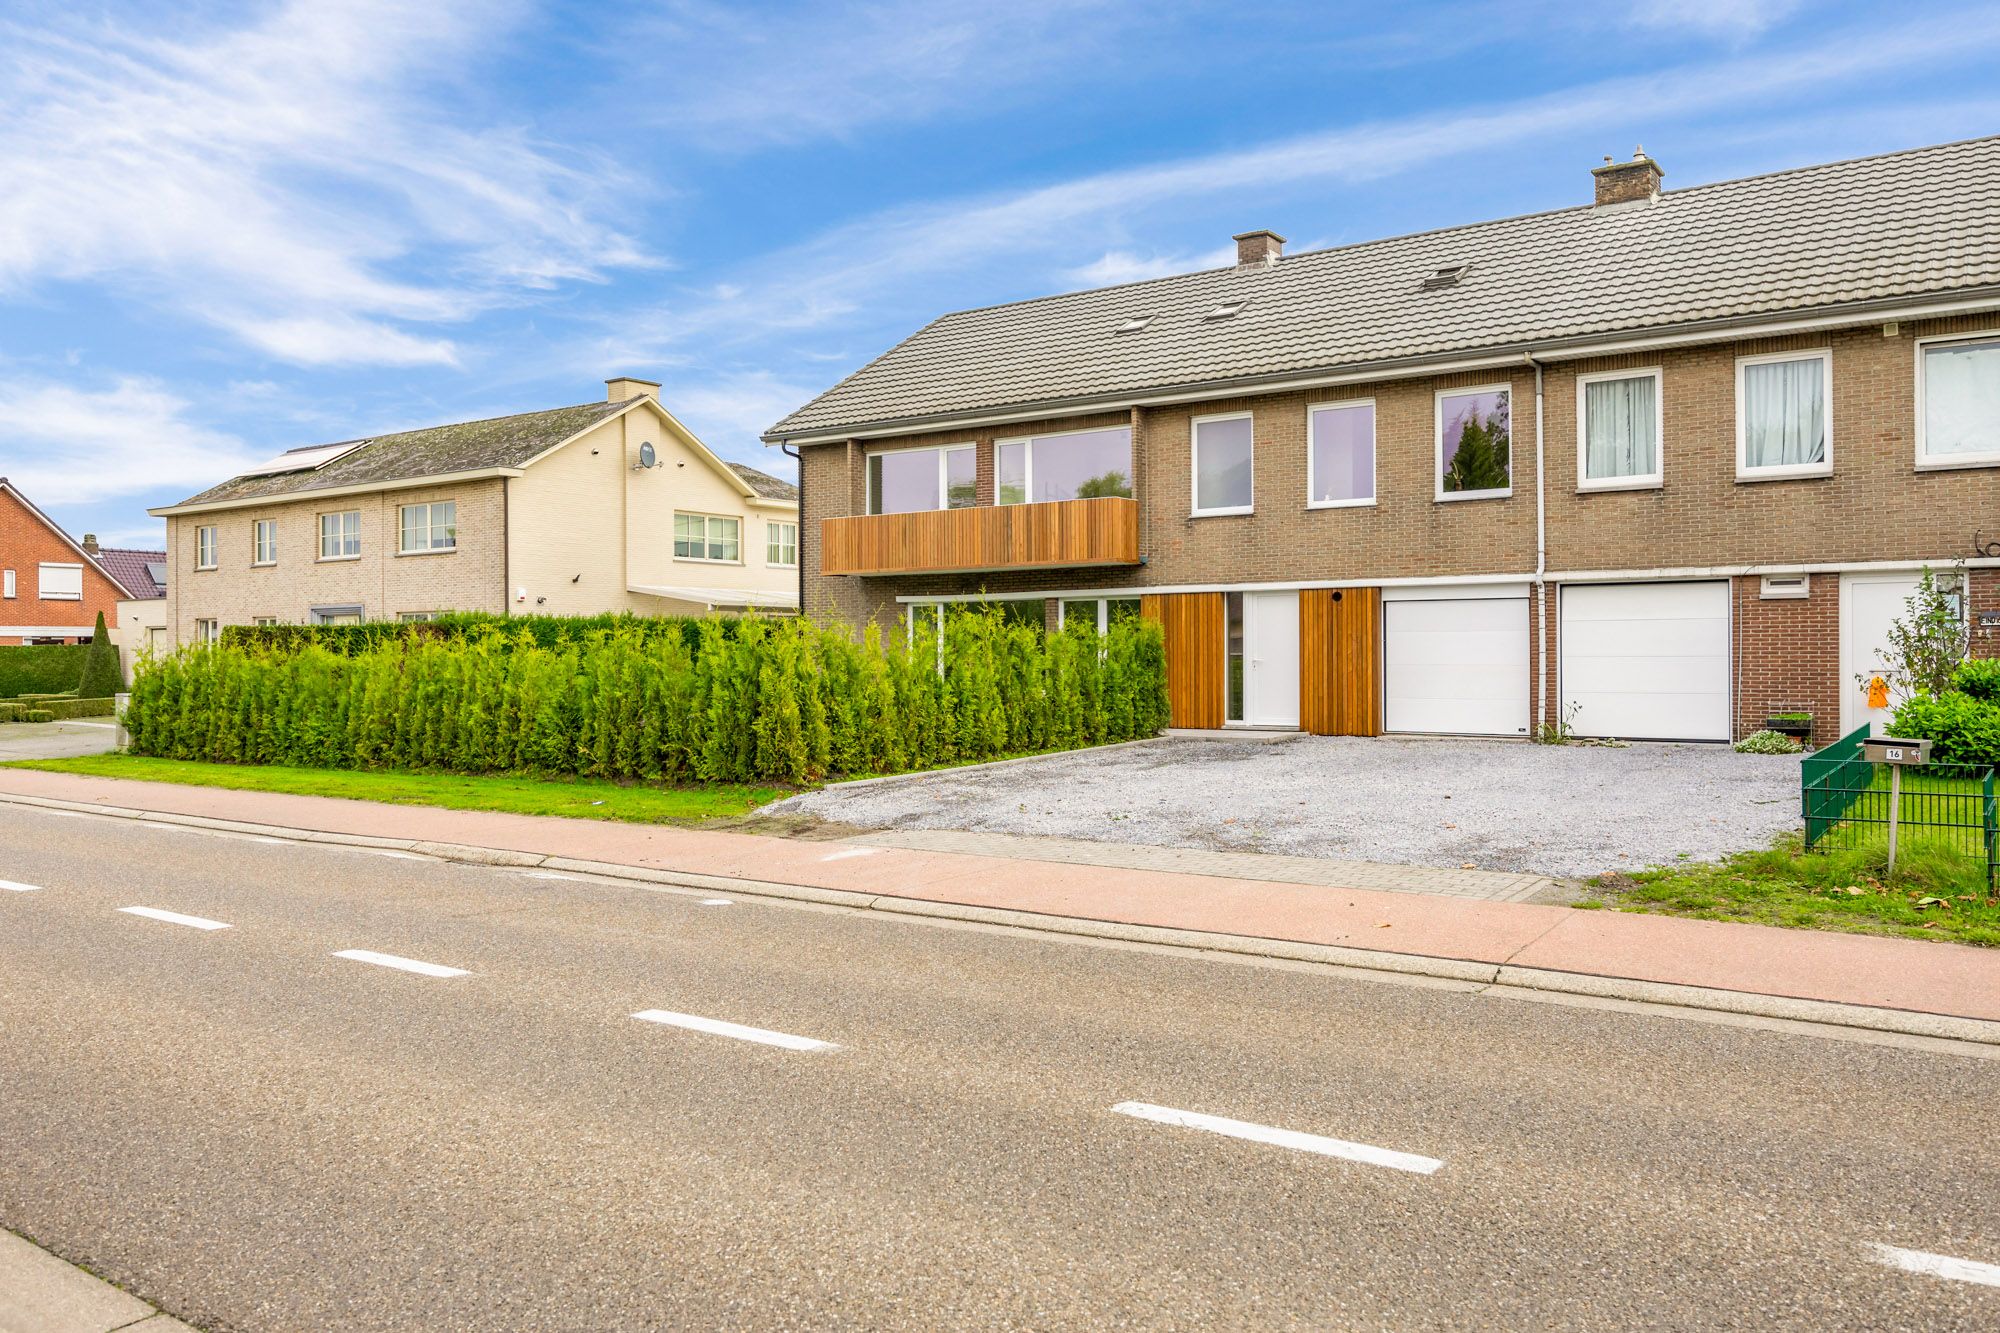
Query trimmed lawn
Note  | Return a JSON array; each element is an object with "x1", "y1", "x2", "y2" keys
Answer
[
  {"x1": 1581, "y1": 833, "x2": 2000, "y2": 947},
  {"x1": 5, "y1": 754, "x2": 789, "y2": 826}
]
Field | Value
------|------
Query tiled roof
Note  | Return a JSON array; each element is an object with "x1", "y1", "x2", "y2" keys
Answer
[
  {"x1": 727, "y1": 462, "x2": 798, "y2": 501},
  {"x1": 97, "y1": 547, "x2": 167, "y2": 600},
  {"x1": 169, "y1": 399, "x2": 633, "y2": 508},
  {"x1": 767, "y1": 135, "x2": 2000, "y2": 439}
]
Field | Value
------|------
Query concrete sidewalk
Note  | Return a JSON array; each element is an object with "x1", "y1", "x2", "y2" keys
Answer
[
  {"x1": 0, "y1": 1228, "x2": 197, "y2": 1332},
  {"x1": 2, "y1": 768, "x2": 1997, "y2": 1042}
]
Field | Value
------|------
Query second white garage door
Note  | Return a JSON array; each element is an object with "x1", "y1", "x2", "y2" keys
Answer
[
  {"x1": 1559, "y1": 582, "x2": 1731, "y2": 742},
  {"x1": 1383, "y1": 592, "x2": 1530, "y2": 736}
]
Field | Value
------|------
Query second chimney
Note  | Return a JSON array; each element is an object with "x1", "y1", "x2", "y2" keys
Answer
[
  {"x1": 605, "y1": 376, "x2": 661, "y2": 403},
  {"x1": 1233, "y1": 229, "x2": 1285, "y2": 268},
  {"x1": 1593, "y1": 147, "x2": 1664, "y2": 206},
  {"x1": 81, "y1": 533, "x2": 99, "y2": 556}
]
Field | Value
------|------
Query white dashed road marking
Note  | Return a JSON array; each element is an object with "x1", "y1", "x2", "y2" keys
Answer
[
  {"x1": 118, "y1": 906, "x2": 232, "y2": 931},
  {"x1": 1110, "y1": 1102, "x2": 1444, "y2": 1175},
  {"x1": 332, "y1": 949, "x2": 469, "y2": 978},
  {"x1": 0, "y1": 879, "x2": 42, "y2": 892},
  {"x1": 819, "y1": 847, "x2": 882, "y2": 862},
  {"x1": 699, "y1": 898, "x2": 733, "y2": 906},
  {"x1": 520, "y1": 871, "x2": 584, "y2": 882},
  {"x1": 631, "y1": 1009, "x2": 838, "y2": 1052},
  {"x1": 1869, "y1": 1243, "x2": 2000, "y2": 1287},
  {"x1": 360, "y1": 849, "x2": 431, "y2": 861}
]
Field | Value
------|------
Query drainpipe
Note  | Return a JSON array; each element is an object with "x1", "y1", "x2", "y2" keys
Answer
[
  {"x1": 1527, "y1": 352, "x2": 1547, "y2": 731},
  {"x1": 782, "y1": 443, "x2": 803, "y2": 617}
]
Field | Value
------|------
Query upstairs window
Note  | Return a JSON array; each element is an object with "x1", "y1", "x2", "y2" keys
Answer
[
  {"x1": 674, "y1": 512, "x2": 741, "y2": 562},
  {"x1": 195, "y1": 525, "x2": 218, "y2": 570},
  {"x1": 1437, "y1": 386, "x2": 1512, "y2": 499},
  {"x1": 1737, "y1": 350, "x2": 1831, "y2": 480},
  {"x1": 253, "y1": 519, "x2": 278, "y2": 565},
  {"x1": 319, "y1": 510, "x2": 361, "y2": 559},
  {"x1": 1191, "y1": 413, "x2": 1254, "y2": 515},
  {"x1": 398, "y1": 501, "x2": 457, "y2": 553},
  {"x1": 1918, "y1": 334, "x2": 2000, "y2": 468},
  {"x1": 1578, "y1": 368, "x2": 1663, "y2": 490},
  {"x1": 766, "y1": 521, "x2": 798, "y2": 567},
  {"x1": 37, "y1": 563, "x2": 82, "y2": 600},
  {"x1": 867, "y1": 444, "x2": 975, "y2": 514},
  {"x1": 997, "y1": 426, "x2": 1132, "y2": 505},
  {"x1": 1, "y1": 569, "x2": 13, "y2": 598},
  {"x1": 1308, "y1": 401, "x2": 1376, "y2": 507}
]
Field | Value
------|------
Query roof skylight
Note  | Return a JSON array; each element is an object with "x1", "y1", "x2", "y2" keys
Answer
[
  {"x1": 1202, "y1": 301, "x2": 1247, "y2": 321},
  {"x1": 1116, "y1": 316, "x2": 1152, "y2": 333},
  {"x1": 1420, "y1": 264, "x2": 1469, "y2": 290}
]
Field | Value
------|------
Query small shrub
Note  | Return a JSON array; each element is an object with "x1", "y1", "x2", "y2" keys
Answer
[
  {"x1": 1952, "y1": 657, "x2": 2000, "y2": 702},
  {"x1": 1891, "y1": 691, "x2": 2000, "y2": 768},
  {"x1": 0, "y1": 703, "x2": 22, "y2": 722},
  {"x1": 1733, "y1": 729, "x2": 1803, "y2": 754},
  {"x1": 22, "y1": 709, "x2": 53, "y2": 723},
  {"x1": 77, "y1": 611, "x2": 124, "y2": 698}
]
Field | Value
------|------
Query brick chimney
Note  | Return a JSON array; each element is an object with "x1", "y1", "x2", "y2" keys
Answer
[
  {"x1": 81, "y1": 533, "x2": 99, "y2": 556},
  {"x1": 605, "y1": 376, "x2": 660, "y2": 403},
  {"x1": 1593, "y1": 147, "x2": 1664, "y2": 206},
  {"x1": 1233, "y1": 229, "x2": 1285, "y2": 268}
]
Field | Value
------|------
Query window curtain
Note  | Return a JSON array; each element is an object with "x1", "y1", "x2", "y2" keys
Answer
[
  {"x1": 1584, "y1": 376, "x2": 1657, "y2": 479},
  {"x1": 1924, "y1": 341, "x2": 2000, "y2": 457},
  {"x1": 1742, "y1": 358, "x2": 1825, "y2": 468}
]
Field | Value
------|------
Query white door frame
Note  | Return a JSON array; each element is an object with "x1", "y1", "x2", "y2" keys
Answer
[{"x1": 1241, "y1": 589, "x2": 1301, "y2": 727}]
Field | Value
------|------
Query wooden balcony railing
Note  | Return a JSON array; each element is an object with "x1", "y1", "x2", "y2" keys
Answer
[{"x1": 820, "y1": 496, "x2": 1141, "y2": 577}]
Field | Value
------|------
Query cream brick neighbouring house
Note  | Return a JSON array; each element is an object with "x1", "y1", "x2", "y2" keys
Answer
[{"x1": 153, "y1": 378, "x2": 799, "y2": 642}]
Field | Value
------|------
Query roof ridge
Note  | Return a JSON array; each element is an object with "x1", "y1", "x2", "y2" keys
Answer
[{"x1": 317, "y1": 398, "x2": 621, "y2": 453}]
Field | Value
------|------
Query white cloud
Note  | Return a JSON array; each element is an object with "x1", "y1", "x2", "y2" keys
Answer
[
  {"x1": 1620, "y1": 0, "x2": 1804, "y2": 40},
  {"x1": 0, "y1": 0, "x2": 646, "y2": 367},
  {"x1": 1066, "y1": 246, "x2": 1237, "y2": 288},
  {"x1": 0, "y1": 377, "x2": 258, "y2": 505},
  {"x1": 660, "y1": 371, "x2": 824, "y2": 468}
]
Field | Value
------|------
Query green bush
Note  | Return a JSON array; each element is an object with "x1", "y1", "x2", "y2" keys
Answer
[
  {"x1": 1892, "y1": 691, "x2": 2000, "y2": 767},
  {"x1": 35, "y1": 697, "x2": 116, "y2": 720},
  {"x1": 128, "y1": 609, "x2": 1170, "y2": 784},
  {"x1": 78, "y1": 611, "x2": 125, "y2": 698},
  {"x1": 1733, "y1": 729, "x2": 1803, "y2": 754},
  {"x1": 0, "y1": 703, "x2": 22, "y2": 723},
  {"x1": 21, "y1": 709, "x2": 53, "y2": 724},
  {"x1": 0, "y1": 645, "x2": 90, "y2": 698},
  {"x1": 219, "y1": 611, "x2": 730, "y2": 657},
  {"x1": 1951, "y1": 657, "x2": 2000, "y2": 702}
]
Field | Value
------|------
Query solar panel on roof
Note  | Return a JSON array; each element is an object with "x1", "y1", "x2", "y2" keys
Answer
[{"x1": 235, "y1": 439, "x2": 368, "y2": 477}]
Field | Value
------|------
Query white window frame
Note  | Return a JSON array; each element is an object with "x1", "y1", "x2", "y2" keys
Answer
[
  {"x1": 766, "y1": 520, "x2": 798, "y2": 568},
  {"x1": 319, "y1": 510, "x2": 361, "y2": 561},
  {"x1": 397, "y1": 500, "x2": 457, "y2": 555},
  {"x1": 1434, "y1": 384, "x2": 1514, "y2": 502},
  {"x1": 1914, "y1": 330, "x2": 2000, "y2": 471},
  {"x1": 195, "y1": 618, "x2": 220, "y2": 645},
  {"x1": 252, "y1": 616, "x2": 279, "y2": 627},
  {"x1": 1189, "y1": 411, "x2": 1256, "y2": 517},
  {"x1": 195, "y1": 525, "x2": 218, "y2": 570},
  {"x1": 2, "y1": 569, "x2": 14, "y2": 598},
  {"x1": 1306, "y1": 398, "x2": 1377, "y2": 509},
  {"x1": 995, "y1": 424, "x2": 1135, "y2": 507},
  {"x1": 1056, "y1": 597, "x2": 1142, "y2": 635},
  {"x1": 252, "y1": 519, "x2": 278, "y2": 566},
  {"x1": 1734, "y1": 348, "x2": 1833, "y2": 482},
  {"x1": 37, "y1": 562, "x2": 83, "y2": 601},
  {"x1": 866, "y1": 442, "x2": 975, "y2": 514},
  {"x1": 397, "y1": 611, "x2": 439, "y2": 623},
  {"x1": 1575, "y1": 367, "x2": 1664, "y2": 493},
  {"x1": 673, "y1": 511, "x2": 742, "y2": 564}
]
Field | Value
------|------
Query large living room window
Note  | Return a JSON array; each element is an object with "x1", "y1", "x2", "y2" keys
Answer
[
  {"x1": 319, "y1": 510, "x2": 361, "y2": 560},
  {"x1": 1308, "y1": 401, "x2": 1375, "y2": 507},
  {"x1": 1736, "y1": 350, "x2": 1831, "y2": 480},
  {"x1": 996, "y1": 426, "x2": 1132, "y2": 505},
  {"x1": 867, "y1": 444, "x2": 975, "y2": 514},
  {"x1": 1917, "y1": 334, "x2": 2000, "y2": 468},
  {"x1": 1577, "y1": 368, "x2": 1662, "y2": 490},
  {"x1": 674, "y1": 512, "x2": 741, "y2": 562},
  {"x1": 1436, "y1": 386, "x2": 1512, "y2": 500},
  {"x1": 398, "y1": 501, "x2": 457, "y2": 554}
]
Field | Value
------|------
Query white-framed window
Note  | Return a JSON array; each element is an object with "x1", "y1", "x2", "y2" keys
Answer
[
  {"x1": 1577, "y1": 368, "x2": 1663, "y2": 491},
  {"x1": 398, "y1": 611, "x2": 439, "y2": 623},
  {"x1": 37, "y1": 562, "x2": 83, "y2": 600},
  {"x1": 1436, "y1": 385, "x2": 1512, "y2": 500},
  {"x1": 196, "y1": 618, "x2": 221, "y2": 645},
  {"x1": 673, "y1": 512, "x2": 741, "y2": 562},
  {"x1": 252, "y1": 616, "x2": 279, "y2": 627},
  {"x1": 1916, "y1": 332, "x2": 2000, "y2": 469},
  {"x1": 996, "y1": 426, "x2": 1133, "y2": 506},
  {"x1": 766, "y1": 520, "x2": 798, "y2": 567},
  {"x1": 319, "y1": 510, "x2": 361, "y2": 559},
  {"x1": 2, "y1": 569, "x2": 14, "y2": 598},
  {"x1": 1307, "y1": 400, "x2": 1376, "y2": 507},
  {"x1": 311, "y1": 605, "x2": 363, "y2": 625},
  {"x1": 1058, "y1": 597, "x2": 1142, "y2": 634},
  {"x1": 1736, "y1": 349, "x2": 1831, "y2": 480},
  {"x1": 195, "y1": 525, "x2": 218, "y2": 570},
  {"x1": 253, "y1": 519, "x2": 278, "y2": 565},
  {"x1": 398, "y1": 501, "x2": 456, "y2": 554},
  {"x1": 867, "y1": 444, "x2": 976, "y2": 514},
  {"x1": 1190, "y1": 413, "x2": 1255, "y2": 516}
]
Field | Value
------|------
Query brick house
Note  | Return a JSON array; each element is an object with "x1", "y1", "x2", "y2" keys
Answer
[
  {"x1": 152, "y1": 378, "x2": 800, "y2": 645},
  {"x1": 0, "y1": 478, "x2": 159, "y2": 646},
  {"x1": 764, "y1": 136, "x2": 2000, "y2": 747}
]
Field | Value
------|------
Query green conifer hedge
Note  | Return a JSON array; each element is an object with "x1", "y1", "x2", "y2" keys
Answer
[{"x1": 129, "y1": 609, "x2": 1169, "y2": 785}]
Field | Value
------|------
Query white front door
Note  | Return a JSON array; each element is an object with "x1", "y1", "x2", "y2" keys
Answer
[
  {"x1": 1383, "y1": 592, "x2": 1530, "y2": 736},
  {"x1": 1243, "y1": 589, "x2": 1300, "y2": 727},
  {"x1": 1841, "y1": 573, "x2": 1926, "y2": 736},
  {"x1": 1559, "y1": 581, "x2": 1731, "y2": 742}
]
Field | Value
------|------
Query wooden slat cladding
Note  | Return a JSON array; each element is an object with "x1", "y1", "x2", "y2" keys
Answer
[
  {"x1": 1300, "y1": 587, "x2": 1381, "y2": 736},
  {"x1": 821, "y1": 497, "x2": 1140, "y2": 576},
  {"x1": 1141, "y1": 592, "x2": 1225, "y2": 730}
]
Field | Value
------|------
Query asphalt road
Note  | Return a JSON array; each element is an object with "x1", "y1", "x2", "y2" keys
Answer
[{"x1": 1, "y1": 801, "x2": 1996, "y2": 1331}]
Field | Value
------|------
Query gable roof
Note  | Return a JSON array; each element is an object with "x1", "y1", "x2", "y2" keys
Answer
[
  {"x1": 727, "y1": 462, "x2": 798, "y2": 501},
  {"x1": 163, "y1": 399, "x2": 635, "y2": 510},
  {"x1": 766, "y1": 135, "x2": 2000, "y2": 441},
  {"x1": 98, "y1": 547, "x2": 167, "y2": 600},
  {"x1": 0, "y1": 477, "x2": 132, "y2": 597}
]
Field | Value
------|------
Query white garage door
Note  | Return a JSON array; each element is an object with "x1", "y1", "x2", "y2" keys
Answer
[
  {"x1": 1383, "y1": 594, "x2": 1530, "y2": 736},
  {"x1": 1560, "y1": 582, "x2": 1730, "y2": 742}
]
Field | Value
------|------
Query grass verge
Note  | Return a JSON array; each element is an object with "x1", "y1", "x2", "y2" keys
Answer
[
  {"x1": 1582, "y1": 833, "x2": 2000, "y2": 947},
  {"x1": 4, "y1": 754, "x2": 789, "y2": 826}
]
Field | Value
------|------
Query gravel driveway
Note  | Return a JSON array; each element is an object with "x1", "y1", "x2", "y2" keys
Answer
[{"x1": 771, "y1": 735, "x2": 1804, "y2": 879}]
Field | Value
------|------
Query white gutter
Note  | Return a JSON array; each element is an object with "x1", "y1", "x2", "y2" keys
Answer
[
  {"x1": 1529, "y1": 352, "x2": 1547, "y2": 733},
  {"x1": 150, "y1": 466, "x2": 527, "y2": 517}
]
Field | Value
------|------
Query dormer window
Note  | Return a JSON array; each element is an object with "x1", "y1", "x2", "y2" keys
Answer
[
  {"x1": 1421, "y1": 264, "x2": 1469, "y2": 290},
  {"x1": 1203, "y1": 301, "x2": 1246, "y2": 321},
  {"x1": 1116, "y1": 317, "x2": 1151, "y2": 333}
]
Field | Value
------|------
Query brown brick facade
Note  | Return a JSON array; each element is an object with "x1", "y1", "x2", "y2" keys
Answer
[
  {"x1": 1732, "y1": 575, "x2": 1840, "y2": 747},
  {"x1": 0, "y1": 484, "x2": 131, "y2": 643}
]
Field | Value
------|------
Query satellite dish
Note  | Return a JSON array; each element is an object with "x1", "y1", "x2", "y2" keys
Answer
[{"x1": 638, "y1": 442, "x2": 657, "y2": 469}]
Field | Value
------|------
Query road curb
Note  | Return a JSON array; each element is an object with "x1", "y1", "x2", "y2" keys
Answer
[{"x1": 10, "y1": 789, "x2": 1999, "y2": 1048}]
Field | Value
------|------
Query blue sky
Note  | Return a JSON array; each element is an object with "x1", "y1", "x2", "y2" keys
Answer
[{"x1": 3, "y1": 0, "x2": 1998, "y2": 549}]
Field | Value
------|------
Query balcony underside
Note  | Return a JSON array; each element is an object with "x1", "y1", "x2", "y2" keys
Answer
[{"x1": 821, "y1": 496, "x2": 1140, "y2": 577}]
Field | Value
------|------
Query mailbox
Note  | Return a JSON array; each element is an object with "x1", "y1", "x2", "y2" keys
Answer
[{"x1": 1862, "y1": 737, "x2": 1932, "y2": 765}]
